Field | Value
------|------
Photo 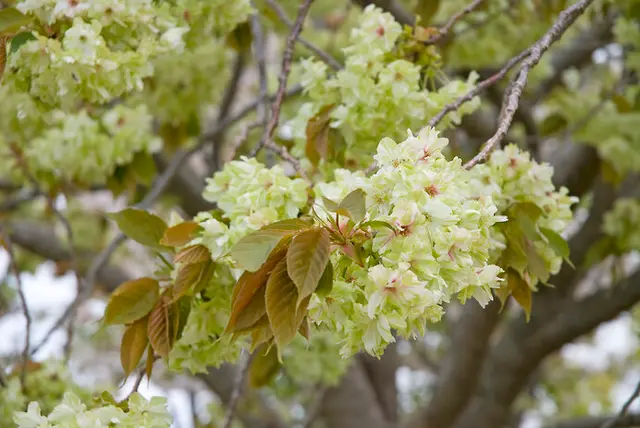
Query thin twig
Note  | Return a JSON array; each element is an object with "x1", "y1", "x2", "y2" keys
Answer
[
  {"x1": 250, "y1": 0, "x2": 315, "y2": 170},
  {"x1": 265, "y1": 0, "x2": 342, "y2": 70},
  {"x1": 601, "y1": 380, "x2": 640, "y2": 428},
  {"x1": 223, "y1": 352, "x2": 254, "y2": 428},
  {"x1": 426, "y1": 0, "x2": 485, "y2": 45},
  {"x1": 427, "y1": 48, "x2": 531, "y2": 128},
  {"x1": 463, "y1": 0, "x2": 596, "y2": 169},
  {"x1": 1, "y1": 229, "x2": 31, "y2": 390}
]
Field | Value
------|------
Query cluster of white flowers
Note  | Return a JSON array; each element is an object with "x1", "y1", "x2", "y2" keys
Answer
[
  {"x1": 310, "y1": 128, "x2": 504, "y2": 356},
  {"x1": 14, "y1": 393, "x2": 172, "y2": 428},
  {"x1": 469, "y1": 144, "x2": 577, "y2": 285},
  {"x1": 26, "y1": 105, "x2": 161, "y2": 184},
  {"x1": 286, "y1": 5, "x2": 480, "y2": 168}
]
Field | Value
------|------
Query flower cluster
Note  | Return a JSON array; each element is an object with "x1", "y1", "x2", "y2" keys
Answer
[
  {"x1": 603, "y1": 198, "x2": 640, "y2": 253},
  {"x1": 14, "y1": 393, "x2": 172, "y2": 428},
  {"x1": 7, "y1": 15, "x2": 178, "y2": 109},
  {"x1": 0, "y1": 361, "x2": 93, "y2": 427},
  {"x1": 309, "y1": 128, "x2": 504, "y2": 356},
  {"x1": 25, "y1": 105, "x2": 161, "y2": 184},
  {"x1": 286, "y1": 5, "x2": 480, "y2": 168},
  {"x1": 469, "y1": 145, "x2": 577, "y2": 286}
]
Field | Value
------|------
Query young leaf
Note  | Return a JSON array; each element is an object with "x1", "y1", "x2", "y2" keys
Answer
[
  {"x1": 226, "y1": 249, "x2": 287, "y2": 332},
  {"x1": 523, "y1": 238, "x2": 549, "y2": 284},
  {"x1": 9, "y1": 32, "x2": 35, "y2": 54},
  {"x1": 105, "y1": 278, "x2": 159, "y2": 325},
  {"x1": 315, "y1": 261, "x2": 334, "y2": 297},
  {"x1": 507, "y1": 269, "x2": 532, "y2": 321},
  {"x1": 298, "y1": 317, "x2": 310, "y2": 341},
  {"x1": 171, "y1": 260, "x2": 214, "y2": 301},
  {"x1": 249, "y1": 316, "x2": 274, "y2": 351},
  {"x1": 145, "y1": 345, "x2": 155, "y2": 381},
  {"x1": 0, "y1": 8, "x2": 32, "y2": 36},
  {"x1": 160, "y1": 221, "x2": 201, "y2": 247},
  {"x1": 286, "y1": 227, "x2": 330, "y2": 307},
  {"x1": 249, "y1": 344, "x2": 281, "y2": 388},
  {"x1": 539, "y1": 227, "x2": 570, "y2": 259},
  {"x1": 174, "y1": 296, "x2": 192, "y2": 342},
  {"x1": 175, "y1": 244, "x2": 211, "y2": 265},
  {"x1": 336, "y1": 189, "x2": 366, "y2": 223},
  {"x1": 231, "y1": 218, "x2": 311, "y2": 272},
  {"x1": 147, "y1": 295, "x2": 176, "y2": 359},
  {"x1": 108, "y1": 208, "x2": 168, "y2": 250},
  {"x1": 233, "y1": 284, "x2": 267, "y2": 333},
  {"x1": 120, "y1": 316, "x2": 149, "y2": 377},
  {"x1": 130, "y1": 151, "x2": 157, "y2": 186},
  {"x1": 305, "y1": 104, "x2": 335, "y2": 166},
  {"x1": 265, "y1": 260, "x2": 307, "y2": 350}
]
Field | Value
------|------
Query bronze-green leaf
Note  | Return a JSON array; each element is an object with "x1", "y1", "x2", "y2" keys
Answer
[
  {"x1": 147, "y1": 295, "x2": 175, "y2": 359},
  {"x1": 160, "y1": 221, "x2": 201, "y2": 247},
  {"x1": 287, "y1": 227, "x2": 330, "y2": 307},
  {"x1": 249, "y1": 344, "x2": 281, "y2": 388},
  {"x1": 337, "y1": 189, "x2": 366, "y2": 223},
  {"x1": 231, "y1": 218, "x2": 311, "y2": 272},
  {"x1": 315, "y1": 260, "x2": 334, "y2": 297},
  {"x1": 265, "y1": 259, "x2": 307, "y2": 350},
  {"x1": 226, "y1": 248, "x2": 287, "y2": 333},
  {"x1": 233, "y1": 284, "x2": 267, "y2": 333},
  {"x1": 120, "y1": 316, "x2": 149, "y2": 377},
  {"x1": 105, "y1": 278, "x2": 160, "y2": 325},
  {"x1": 0, "y1": 8, "x2": 32, "y2": 36},
  {"x1": 145, "y1": 344, "x2": 155, "y2": 381},
  {"x1": 109, "y1": 208, "x2": 168, "y2": 250},
  {"x1": 305, "y1": 104, "x2": 335, "y2": 166},
  {"x1": 507, "y1": 269, "x2": 532, "y2": 321},
  {"x1": 175, "y1": 244, "x2": 211, "y2": 265},
  {"x1": 171, "y1": 260, "x2": 215, "y2": 301}
]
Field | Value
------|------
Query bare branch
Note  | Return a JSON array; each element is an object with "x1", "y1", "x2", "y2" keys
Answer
[
  {"x1": 463, "y1": 0, "x2": 596, "y2": 169},
  {"x1": 427, "y1": 48, "x2": 531, "y2": 129},
  {"x1": 223, "y1": 352, "x2": 253, "y2": 428},
  {"x1": 425, "y1": 0, "x2": 485, "y2": 45},
  {"x1": 251, "y1": 0, "x2": 314, "y2": 161},
  {"x1": 601, "y1": 381, "x2": 640, "y2": 428},
  {"x1": 0, "y1": 229, "x2": 31, "y2": 389},
  {"x1": 265, "y1": 0, "x2": 342, "y2": 70}
]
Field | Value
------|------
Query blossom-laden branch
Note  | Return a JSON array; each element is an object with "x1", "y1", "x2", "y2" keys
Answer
[
  {"x1": 0, "y1": 228, "x2": 31, "y2": 390},
  {"x1": 251, "y1": 0, "x2": 314, "y2": 181},
  {"x1": 463, "y1": 0, "x2": 596, "y2": 170},
  {"x1": 425, "y1": 0, "x2": 485, "y2": 45},
  {"x1": 601, "y1": 380, "x2": 640, "y2": 428},
  {"x1": 264, "y1": 0, "x2": 343, "y2": 70},
  {"x1": 427, "y1": 48, "x2": 531, "y2": 128}
]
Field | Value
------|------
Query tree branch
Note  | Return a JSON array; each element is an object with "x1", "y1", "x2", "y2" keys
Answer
[
  {"x1": 251, "y1": 0, "x2": 314, "y2": 177},
  {"x1": 601, "y1": 380, "x2": 640, "y2": 428},
  {"x1": 463, "y1": 0, "x2": 596, "y2": 169},
  {"x1": 425, "y1": 0, "x2": 485, "y2": 45},
  {"x1": 265, "y1": 0, "x2": 342, "y2": 70}
]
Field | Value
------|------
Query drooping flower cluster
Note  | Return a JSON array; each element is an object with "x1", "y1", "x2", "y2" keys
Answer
[
  {"x1": 309, "y1": 127, "x2": 504, "y2": 356},
  {"x1": 286, "y1": 5, "x2": 480, "y2": 168},
  {"x1": 14, "y1": 392, "x2": 172, "y2": 428},
  {"x1": 469, "y1": 145, "x2": 577, "y2": 287},
  {"x1": 603, "y1": 198, "x2": 640, "y2": 253}
]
